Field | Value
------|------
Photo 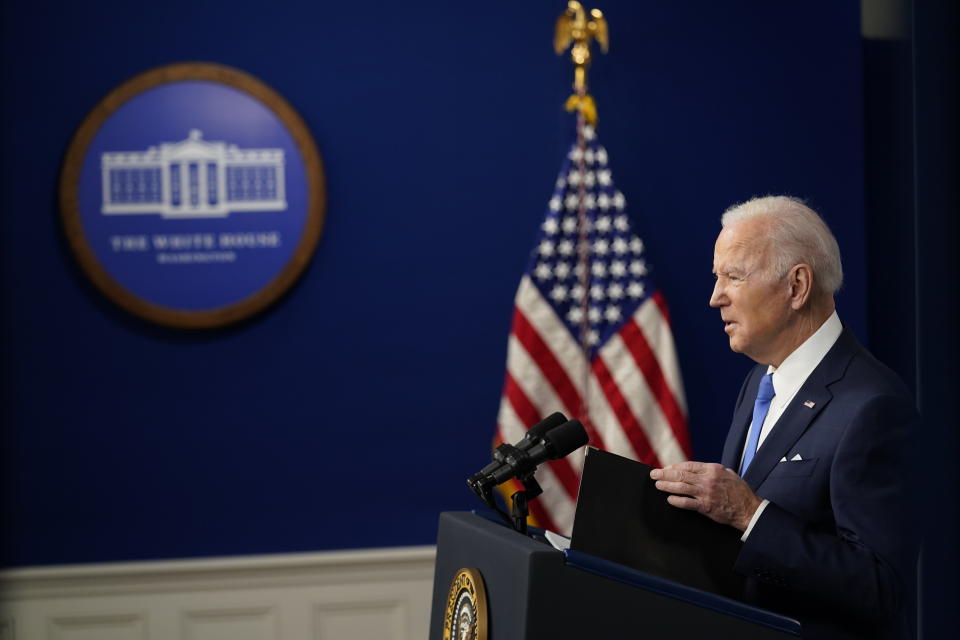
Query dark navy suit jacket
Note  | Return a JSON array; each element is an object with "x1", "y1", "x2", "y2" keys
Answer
[{"x1": 721, "y1": 328, "x2": 918, "y2": 640}]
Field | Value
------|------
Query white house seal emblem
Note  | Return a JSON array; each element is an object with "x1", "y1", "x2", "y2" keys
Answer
[
  {"x1": 59, "y1": 62, "x2": 326, "y2": 329},
  {"x1": 442, "y1": 568, "x2": 488, "y2": 640}
]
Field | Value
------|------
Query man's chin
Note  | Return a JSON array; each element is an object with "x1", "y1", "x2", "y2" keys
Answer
[{"x1": 727, "y1": 337, "x2": 746, "y2": 354}]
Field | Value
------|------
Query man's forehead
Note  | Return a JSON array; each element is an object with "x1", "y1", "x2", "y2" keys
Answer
[{"x1": 714, "y1": 222, "x2": 769, "y2": 268}]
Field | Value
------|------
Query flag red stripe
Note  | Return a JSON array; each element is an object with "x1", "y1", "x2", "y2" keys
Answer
[
  {"x1": 511, "y1": 308, "x2": 582, "y2": 414},
  {"x1": 619, "y1": 318, "x2": 693, "y2": 456},
  {"x1": 591, "y1": 356, "x2": 661, "y2": 467},
  {"x1": 503, "y1": 371, "x2": 541, "y2": 428},
  {"x1": 544, "y1": 457, "x2": 581, "y2": 504},
  {"x1": 512, "y1": 308, "x2": 607, "y2": 451},
  {"x1": 653, "y1": 290, "x2": 671, "y2": 324}
]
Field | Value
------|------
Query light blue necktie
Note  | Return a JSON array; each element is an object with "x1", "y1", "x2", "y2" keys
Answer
[{"x1": 739, "y1": 373, "x2": 776, "y2": 476}]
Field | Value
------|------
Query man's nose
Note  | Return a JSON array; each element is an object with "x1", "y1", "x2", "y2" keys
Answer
[{"x1": 709, "y1": 280, "x2": 725, "y2": 307}]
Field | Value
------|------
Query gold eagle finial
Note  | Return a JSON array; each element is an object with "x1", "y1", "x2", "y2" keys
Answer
[{"x1": 554, "y1": 2, "x2": 608, "y2": 125}]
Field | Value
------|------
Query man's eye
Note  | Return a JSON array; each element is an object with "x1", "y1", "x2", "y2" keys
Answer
[{"x1": 714, "y1": 272, "x2": 742, "y2": 283}]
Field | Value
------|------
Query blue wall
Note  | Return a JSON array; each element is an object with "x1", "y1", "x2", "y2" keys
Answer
[{"x1": 0, "y1": 1, "x2": 866, "y2": 566}]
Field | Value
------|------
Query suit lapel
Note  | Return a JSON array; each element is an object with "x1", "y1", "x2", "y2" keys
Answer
[
  {"x1": 739, "y1": 328, "x2": 860, "y2": 490},
  {"x1": 741, "y1": 386, "x2": 832, "y2": 489}
]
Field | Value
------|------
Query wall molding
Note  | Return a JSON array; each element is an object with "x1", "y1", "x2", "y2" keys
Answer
[{"x1": 0, "y1": 546, "x2": 437, "y2": 640}]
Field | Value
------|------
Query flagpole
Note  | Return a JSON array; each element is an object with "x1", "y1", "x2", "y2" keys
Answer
[
  {"x1": 555, "y1": 1, "x2": 608, "y2": 421},
  {"x1": 574, "y1": 109, "x2": 591, "y2": 413}
]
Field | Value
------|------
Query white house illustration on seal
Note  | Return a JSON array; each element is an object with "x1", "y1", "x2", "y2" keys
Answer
[{"x1": 100, "y1": 129, "x2": 287, "y2": 218}]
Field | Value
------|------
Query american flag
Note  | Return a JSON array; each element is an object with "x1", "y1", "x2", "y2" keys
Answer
[{"x1": 494, "y1": 117, "x2": 691, "y2": 534}]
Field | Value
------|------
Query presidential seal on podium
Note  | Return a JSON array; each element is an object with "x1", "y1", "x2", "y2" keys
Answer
[{"x1": 443, "y1": 568, "x2": 488, "y2": 640}]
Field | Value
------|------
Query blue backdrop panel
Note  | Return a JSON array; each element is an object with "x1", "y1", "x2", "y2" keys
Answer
[{"x1": 0, "y1": 0, "x2": 864, "y2": 566}]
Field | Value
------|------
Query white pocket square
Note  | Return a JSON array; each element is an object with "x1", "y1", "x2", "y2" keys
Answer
[{"x1": 779, "y1": 453, "x2": 804, "y2": 462}]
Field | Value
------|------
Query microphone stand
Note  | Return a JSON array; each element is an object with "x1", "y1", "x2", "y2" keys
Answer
[
  {"x1": 468, "y1": 468, "x2": 544, "y2": 535},
  {"x1": 510, "y1": 474, "x2": 542, "y2": 535},
  {"x1": 467, "y1": 418, "x2": 587, "y2": 535},
  {"x1": 473, "y1": 482, "x2": 514, "y2": 529}
]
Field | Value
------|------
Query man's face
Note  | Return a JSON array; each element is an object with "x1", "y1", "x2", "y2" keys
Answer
[{"x1": 709, "y1": 219, "x2": 793, "y2": 365}]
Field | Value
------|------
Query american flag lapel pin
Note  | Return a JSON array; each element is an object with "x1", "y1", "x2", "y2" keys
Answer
[{"x1": 803, "y1": 400, "x2": 816, "y2": 409}]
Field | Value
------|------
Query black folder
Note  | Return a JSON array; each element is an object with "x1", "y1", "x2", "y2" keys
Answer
[{"x1": 569, "y1": 447, "x2": 746, "y2": 600}]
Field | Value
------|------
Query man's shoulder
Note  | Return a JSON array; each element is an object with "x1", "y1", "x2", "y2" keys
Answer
[{"x1": 827, "y1": 329, "x2": 915, "y2": 405}]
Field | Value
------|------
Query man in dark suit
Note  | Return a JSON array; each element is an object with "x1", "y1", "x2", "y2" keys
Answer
[{"x1": 650, "y1": 196, "x2": 918, "y2": 639}]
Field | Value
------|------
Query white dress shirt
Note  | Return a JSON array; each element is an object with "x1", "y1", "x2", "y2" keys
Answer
[{"x1": 740, "y1": 311, "x2": 843, "y2": 540}]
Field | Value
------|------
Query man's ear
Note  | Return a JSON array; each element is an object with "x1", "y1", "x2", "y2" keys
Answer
[{"x1": 788, "y1": 263, "x2": 814, "y2": 309}]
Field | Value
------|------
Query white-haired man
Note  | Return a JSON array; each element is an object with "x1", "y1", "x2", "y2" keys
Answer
[{"x1": 651, "y1": 196, "x2": 917, "y2": 639}]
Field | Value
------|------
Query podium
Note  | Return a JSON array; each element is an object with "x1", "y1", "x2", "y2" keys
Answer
[{"x1": 429, "y1": 512, "x2": 801, "y2": 639}]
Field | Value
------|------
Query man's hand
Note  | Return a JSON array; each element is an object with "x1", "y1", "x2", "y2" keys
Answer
[{"x1": 649, "y1": 461, "x2": 762, "y2": 531}]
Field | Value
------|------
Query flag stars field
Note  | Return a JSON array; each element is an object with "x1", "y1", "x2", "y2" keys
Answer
[
  {"x1": 525, "y1": 165, "x2": 658, "y2": 342},
  {"x1": 529, "y1": 144, "x2": 658, "y2": 344}
]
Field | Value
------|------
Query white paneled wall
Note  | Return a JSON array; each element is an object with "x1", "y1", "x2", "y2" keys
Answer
[{"x1": 0, "y1": 546, "x2": 436, "y2": 640}]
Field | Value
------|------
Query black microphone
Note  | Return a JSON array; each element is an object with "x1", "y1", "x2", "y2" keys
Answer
[
  {"x1": 472, "y1": 412, "x2": 568, "y2": 481},
  {"x1": 515, "y1": 411, "x2": 569, "y2": 451},
  {"x1": 468, "y1": 419, "x2": 588, "y2": 492}
]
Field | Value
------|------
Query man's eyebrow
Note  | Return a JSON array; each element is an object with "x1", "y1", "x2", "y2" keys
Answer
[{"x1": 715, "y1": 267, "x2": 750, "y2": 280}]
